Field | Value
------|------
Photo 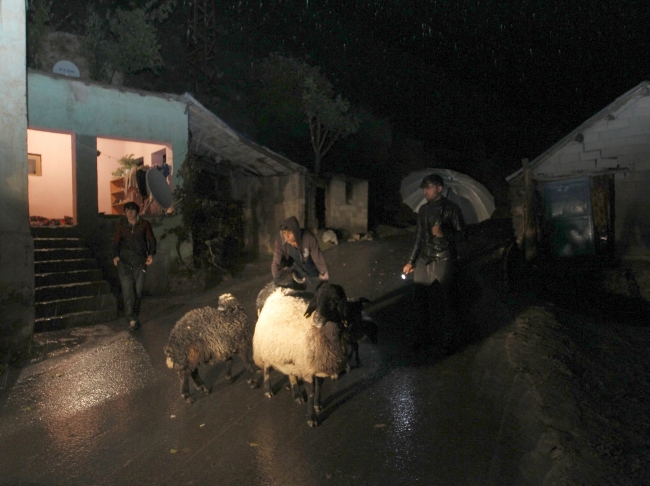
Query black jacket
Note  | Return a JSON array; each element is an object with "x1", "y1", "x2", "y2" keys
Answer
[
  {"x1": 112, "y1": 217, "x2": 157, "y2": 265},
  {"x1": 408, "y1": 196, "x2": 465, "y2": 264}
]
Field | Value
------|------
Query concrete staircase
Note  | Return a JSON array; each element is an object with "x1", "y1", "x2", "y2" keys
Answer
[{"x1": 32, "y1": 226, "x2": 117, "y2": 332}]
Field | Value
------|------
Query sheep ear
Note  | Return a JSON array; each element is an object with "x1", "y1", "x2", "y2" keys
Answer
[
  {"x1": 338, "y1": 299, "x2": 348, "y2": 320},
  {"x1": 304, "y1": 297, "x2": 317, "y2": 318}
]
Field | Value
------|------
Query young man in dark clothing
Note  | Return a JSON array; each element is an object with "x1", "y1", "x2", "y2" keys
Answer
[
  {"x1": 112, "y1": 201, "x2": 157, "y2": 330},
  {"x1": 402, "y1": 174, "x2": 465, "y2": 352},
  {"x1": 271, "y1": 216, "x2": 329, "y2": 291}
]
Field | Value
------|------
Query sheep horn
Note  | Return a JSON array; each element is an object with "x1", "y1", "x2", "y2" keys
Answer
[{"x1": 292, "y1": 270, "x2": 306, "y2": 284}]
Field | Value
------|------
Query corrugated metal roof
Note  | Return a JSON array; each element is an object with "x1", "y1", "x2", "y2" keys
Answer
[{"x1": 178, "y1": 93, "x2": 308, "y2": 177}]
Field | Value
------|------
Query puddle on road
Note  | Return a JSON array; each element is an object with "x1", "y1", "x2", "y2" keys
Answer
[{"x1": 2, "y1": 331, "x2": 156, "y2": 431}]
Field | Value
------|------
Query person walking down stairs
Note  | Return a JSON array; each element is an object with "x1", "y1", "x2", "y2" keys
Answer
[{"x1": 112, "y1": 201, "x2": 157, "y2": 331}]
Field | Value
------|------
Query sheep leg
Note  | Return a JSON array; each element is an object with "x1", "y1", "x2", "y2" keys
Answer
[
  {"x1": 179, "y1": 370, "x2": 194, "y2": 403},
  {"x1": 349, "y1": 341, "x2": 362, "y2": 367},
  {"x1": 239, "y1": 350, "x2": 261, "y2": 388},
  {"x1": 190, "y1": 368, "x2": 211, "y2": 395},
  {"x1": 224, "y1": 356, "x2": 234, "y2": 383},
  {"x1": 263, "y1": 365, "x2": 274, "y2": 398},
  {"x1": 304, "y1": 379, "x2": 319, "y2": 427},
  {"x1": 289, "y1": 375, "x2": 305, "y2": 404},
  {"x1": 314, "y1": 376, "x2": 324, "y2": 413}
]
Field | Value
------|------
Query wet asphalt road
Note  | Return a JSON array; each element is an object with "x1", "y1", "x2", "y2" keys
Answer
[{"x1": 0, "y1": 236, "x2": 518, "y2": 486}]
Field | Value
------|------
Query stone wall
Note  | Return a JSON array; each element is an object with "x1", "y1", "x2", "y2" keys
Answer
[
  {"x1": 615, "y1": 170, "x2": 650, "y2": 260},
  {"x1": 508, "y1": 178, "x2": 526, "y2": 247},
  {"x1": 230, "y1": 172, "x2": 306, "y2": 256},
  {"x1": 325, "y1": 177, "x2": 368, "y2": 234}
]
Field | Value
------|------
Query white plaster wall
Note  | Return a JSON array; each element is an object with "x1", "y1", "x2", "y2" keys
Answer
[
  {"x1": 532, "y1": 88, "x2": 650, "y2": 179},
  {"x1": 27, "y1": 129, "x2": 74, "y2": 219},
  {"x1": 0, "y1": 0, "x2": 35, "y2": 361},
  {"x1": 1, "y1": 1, "x2": 29, "y2": 229}
]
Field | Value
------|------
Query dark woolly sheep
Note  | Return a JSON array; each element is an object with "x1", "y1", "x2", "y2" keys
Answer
[
  {"x1": 164, "y1": 293, "x2": 258, "y2": 403},
  {"x1": 345, "y1": 297, "x2": 378, "y2": 368},
  {"x1": 253, "y1": 284, "x2": 349, "y2": 427},
  {"x1": 256, "y1": 267, "x2": 307, "y2": 316},
  {"x1": 304, "y1": 282, "x2": 348, "y2": 328}
]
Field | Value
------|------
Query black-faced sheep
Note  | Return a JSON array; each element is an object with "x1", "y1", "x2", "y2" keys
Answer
[
  {"x1": 304, "y1": 281, "x2": 348, "y2": 328},
  {"x1": 345, "y1": 297, "x2": 378, "y2": 368},
  {"x1": 255, "y1": 267, "x2": 307, "y2": 316},
  {"x1": 164, "y1": 293, "x2": 258, "y2": 403},
  {"x1": 252, "y1": 283, "x2": 349, "y2": 427}
]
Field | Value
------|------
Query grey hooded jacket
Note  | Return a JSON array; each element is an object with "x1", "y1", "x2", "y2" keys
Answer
[{"x1": 271, "y1": 216, "x2": 329, "y2": 281}]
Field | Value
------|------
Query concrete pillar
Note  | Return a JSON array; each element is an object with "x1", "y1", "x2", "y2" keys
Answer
[
  {"x1": 0, "y1": 0, "x2": 34, "y2": 364},
  {"x1": 74, "y1": 134, "x2": 98, "y2": 234}
]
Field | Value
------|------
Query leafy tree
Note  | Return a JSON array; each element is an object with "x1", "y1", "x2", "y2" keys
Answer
[
  {"x1": 163, "y1": 153, "x2": 245, "y2": 277},
  {"x1": 26, "y1": 0, "x2": 54, "y2": 68},
  {"x1": 333, "y1": 107, "x2": 392, "y2": 176},
  {"x1": 303, "y1": 76, "x2": 359, "y2": 175},
  {"x1": 81, "y1": 1, "x2": 173, "y2": 82},
  {"x1": 256, "y1": 54, "x2": 359, "y2": 174}
]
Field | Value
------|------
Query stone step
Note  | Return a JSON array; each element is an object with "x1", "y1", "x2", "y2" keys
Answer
[
  {"x1": 35, "y1": 281, "x2": 112, "y2": 303},
  {"x1": 30, "y1": 225, "x2": 119, "y2": 330},
  {"x1": 34, "y1": 247, "x2": 93, "y2": 261},
  {"x1": 35, "y1": 268, "x2": 104, "y2": 287},
  {"x1": 30, "y1": 226, "x2": 82, "y2": 238},
  {"x1": 34, "y1": 258, "x2": 98, "y2": 273},
  {"x1": 33, "y1": 237, "x2": 84, "y2": 249},
  {"x1": 34, "y1": 308, "x2": 118, "y2": 333},
  {"x1": 35, "y1": 294, "x2": 117, "y2": 319}
]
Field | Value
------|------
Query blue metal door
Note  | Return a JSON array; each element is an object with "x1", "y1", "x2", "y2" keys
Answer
[{"x1": 543, "y1": 177, "x2": 595, "y2": 257}]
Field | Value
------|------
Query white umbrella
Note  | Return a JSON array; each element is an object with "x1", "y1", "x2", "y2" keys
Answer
[{"x1": 400, "y1": 168, "x2": 495, "y2": 224}]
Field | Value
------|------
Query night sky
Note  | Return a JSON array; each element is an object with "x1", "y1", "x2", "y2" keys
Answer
[{"x1": 215, "y1": 0, "x2": 650, "y2": 163}]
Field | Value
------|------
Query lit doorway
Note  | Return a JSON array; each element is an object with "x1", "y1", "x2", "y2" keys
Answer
[
  {"x1": 96, "y1": 138, "x2": 173, "y2": 215},
  {"x1": 27, "y1": 128, "x2": 75, "y2": 226}
]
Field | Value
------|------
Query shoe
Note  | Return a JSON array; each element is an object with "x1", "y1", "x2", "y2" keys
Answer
[{"x1": 129, "y1": 320, "x2": 140, "y2": 331}]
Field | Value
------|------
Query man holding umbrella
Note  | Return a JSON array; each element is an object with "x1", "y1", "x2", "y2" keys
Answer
[{"x1": 402, "y1": 173, "x2": 465, "y2": 353}]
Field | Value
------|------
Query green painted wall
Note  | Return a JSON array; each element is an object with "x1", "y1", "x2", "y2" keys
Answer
[
  {"x1": 26, "y1": 72, "x2": 192, "y2": 299},
  {"x1": 27, "y1": 71, "x2": 188, "y2": 178}
]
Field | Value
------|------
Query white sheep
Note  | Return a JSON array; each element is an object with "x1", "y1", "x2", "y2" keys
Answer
[
  {"x1": 256, "y1": 267, "x2": 307, "y2": 316},
  {"x1": 164, "y1": 293, "x2": 258, "y2": 403},
  {"x1": 252, "y1": 283, "x2": 349, "y2": 427}
]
